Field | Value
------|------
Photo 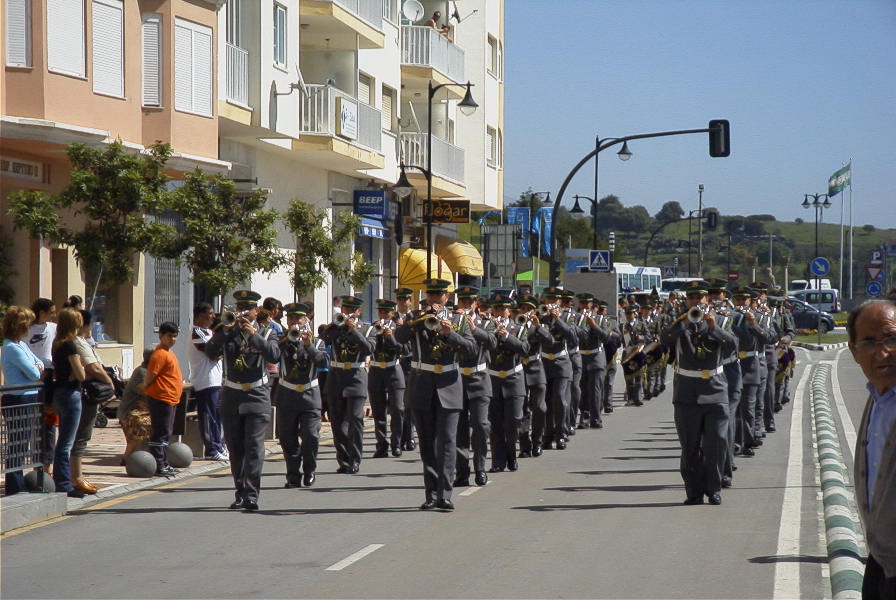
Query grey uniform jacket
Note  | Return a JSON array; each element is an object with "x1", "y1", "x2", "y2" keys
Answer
[
  {"x1": 520, "y1": 322, "x2": 551, "y2": 387},
  {"x1": 540, "y1": 316, "x2": 575, "y2": 378},
  {"x1": 368, "y1": 325, "x2": 406, "y2": 389},
  {"x1": 733, "y1": 311, "x2": 776, "y2": 384},
  {"x1": 394, "y1": 311, "x2": 477, "y2": 411},
  {"x1": 276, "y1": 337, "x2": 327, "y2": 411},
  {"x1": 854, "y1": 391, "x2": 896, "y2": 578},
  {"x1": 458, "y1": 315, "x2": 497, "y2": 398},
  {"x1": 660, "y1": 320, "x2": 736, "y2": 405},
  {"x1": 206, "y1": 325, "x2": 281, "y2": 413},
  {"x1": 578, "y1": 318, "x2": 610, "y2": 371},
  {"x1": 322, "y1": 324, "x2": 374, "y2": 398},
  {"x1": 486, "y1": 321, "x2": 529, "y2": 398}
]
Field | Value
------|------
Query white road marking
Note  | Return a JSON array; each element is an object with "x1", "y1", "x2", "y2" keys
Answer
[
  {"x1": 774, "y1": 359, "x2": 810, "y2": 600},
  {"x1": 828, "y1": 348, "x2": 858, "y2": 463},
  {"x1": 325, "y1": 544, "x2": 385, "y2": 571},
  {"x1": 459, "y1": 486, "x2": 481, "y2": 497}
]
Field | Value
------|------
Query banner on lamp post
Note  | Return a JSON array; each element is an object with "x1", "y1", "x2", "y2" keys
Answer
[{"x1": 506, "y1": 207, "x2": 531, "y2": 257}]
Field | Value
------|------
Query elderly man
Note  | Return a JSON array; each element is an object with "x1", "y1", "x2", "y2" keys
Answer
[{"x1": 848, "y1": 299, "x2": 896, "y2": 599}]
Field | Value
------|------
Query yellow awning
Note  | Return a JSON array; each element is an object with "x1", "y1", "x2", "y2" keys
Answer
[
  {"x1": 398, "y1": 248, "x2": 455, "y2": 293},
  {"x1": 435, "y1": 236, "x2": 484, "y2": 277}
]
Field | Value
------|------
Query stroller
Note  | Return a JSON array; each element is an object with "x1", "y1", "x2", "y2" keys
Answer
[{"x1": 94, "y1": 365, "x2": 125, "y2": 428}]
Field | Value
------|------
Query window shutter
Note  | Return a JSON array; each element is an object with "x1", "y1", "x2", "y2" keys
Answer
[
  {"x1": 5, "y1": 0, "x2": 31, "y2": 67},
  {"x1": 381, "y1": 87, "x2": 393, "y2": 131},
  {"x1": 192, "y1": 25, "x2": 213, "y2": 116},
  {"x1": 47, "y1": 0, "x2": 85, "y2": 77},
  {"x1": 141, "y1": 14, "x2": 161, "y2": 106},
  {"x1": 358, "y1": 74, "x2": 371, "y2": 105},
  {"x1": 174, "y1": 20, "x2": 193, "y2": 112},
  {"x1": 174, "y1": 18, "x2": 212, "y2": 116},
  {"x1": 92, "y1": 0, "x2": 123, "y2": 97}
]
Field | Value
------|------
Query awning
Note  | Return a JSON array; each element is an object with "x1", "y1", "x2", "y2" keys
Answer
[
  {"x1": 398, "y1": 248, "x2": 455, "y2": 293},
  {"x1": 435, "y1": 236, "x2": 484, "y2": 277},
  {"x1": 359, "y1": 217, "x2": 390, "y2": 239}
]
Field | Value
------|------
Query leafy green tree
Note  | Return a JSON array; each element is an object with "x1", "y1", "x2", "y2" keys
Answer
[
  {"x1": 7, "y1": 140, "x2": 177, "y2": 289},
  {"x1": 0, "y1": 232, "x2": 16, "y2": 313},
  {"x1": 283, "y1": 200, "x2": 377, "y2": 299},
  {"x1": 161, "y1": 171, "x2": 284, "y2": 302},
  {"x1": 655, "y1": 201, "x2": 684, "y2": 224}
]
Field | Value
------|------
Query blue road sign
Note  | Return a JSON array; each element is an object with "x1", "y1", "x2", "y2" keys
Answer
[
  {"x1": 663, "y1": 266, "x2": 676, "y2": 277},
  {"x1": 867, "y1": 281, "x2": 882, "y2": 297},
  {"x1": 588, "y1": 250, "x2": 611, "y2": 272},
  {"x1": 810, "y1": 256, "x2": 831, "y2": 277}
]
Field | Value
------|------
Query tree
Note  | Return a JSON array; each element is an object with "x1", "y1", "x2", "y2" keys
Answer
[
  {"x1": 283, "y1": 199, "x2": 376, "y2": 299},
  {"x1": 7, "y1": 140, "x2": 177, "y2": 291},
  {"x1": 655, "y1": 201, "x2": 685, "y2": 224},
  {"x1": 162, "y1": 171, "x2": 284, "y2": 302}
]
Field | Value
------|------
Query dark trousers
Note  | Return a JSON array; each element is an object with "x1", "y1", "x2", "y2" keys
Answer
[
  {"x1": 581, "y1": 368, "x2": 605, "y2": 425},
  {"x1": 222, "y1": 404, "x2": 270, "y2": 503},
  {"x1": 147, "y1": 397, "x2": 176, "y2": 470},
  {"x1": 489, "y1": 390, "x2": 524, "y2": 469},
  {"x1": 456, "y1": 392, "x2": 490, "y2": 478},
  {"x1": 368, "y1": 382, "x2": 405, "y2": 451},
  {"x1": 413, "y1": 403, "x2": 460, "y2": 502},
  {"x1": 674, "y1": 402, "x2": 729, "y2": 499},
  {"x1": 544, "y1": 375, "x2": 570, "y2": 443},
  {"x1": 723, "y1": 363, "x2": 742, "y2": 479},
  {"x1": 327, "y1": 394, "x2": 365, "y2": 469},
  {"x1": 604, "y1": 362, "x2": 617, "y2": 411},
  {"x1": 567, "y1": 355, "x2": 582, "y2": 430},
  {"x1": 276, "y1": 405, "x2": 321, "y2": 483},
  {"x1": 194, "y1": 386, "x2": 225, "y2": 457},
  {"x1": 519, "y1": 382, "x2": 546, "y2": 452},
  {"x1": 763, "y1": 361, "x2": 777, "y2": 429},
  {"x1": 863, "y1": 554, "x2": 896, "y2": 600},
  {"x1": 738, "y1": 383, "x2": 759, "y2": 450}
]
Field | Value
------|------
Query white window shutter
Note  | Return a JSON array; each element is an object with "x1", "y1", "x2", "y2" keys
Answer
[
  {"x1": 358, "y1": 74, "x2": 371, "y2": 105},
  {"x1": 141, "y1": 14, "x2": 161, "y2": 106},
  {"x1": 174, "y1": 20, "x2": 193, "y2": 113},
  {"x1": 92, "y1": 0, "x2": 123, "y2": 97},
  {"x1": 192, "y1": 25, "x2": 212, "y2": 116},
  {"x1": 174, "y1": 18, "x2": 212, "y2": 117},
  {"x1": 381, "y1": 87, "x2": 393, "y2": 131},
  {"x1": 47, "y1": 0, "x2": 85, "y2": 77},
  {"x1": 5, "y1": 0, "x2": 31, "y2": 67}
]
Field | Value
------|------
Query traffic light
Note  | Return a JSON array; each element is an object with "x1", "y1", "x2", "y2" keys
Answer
[
  {"x1": 705, "y1": 210, "x2": 718, "y2": 229},
  {"x1": 708, "y1": 119, "x2": 730, "y2": 157}
]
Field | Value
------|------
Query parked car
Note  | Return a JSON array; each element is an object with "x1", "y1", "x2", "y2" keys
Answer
[
  {"x1": 787, "y1": 297, "x2": 835, "y2": 333},
  {"x1": 789, "y1": 288, "x2": 840, "y2": 313}
]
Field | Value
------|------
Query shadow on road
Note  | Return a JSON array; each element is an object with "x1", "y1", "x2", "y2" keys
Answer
[{"x1": 512, "y1": 501, "x2": 685, "y2": 511}]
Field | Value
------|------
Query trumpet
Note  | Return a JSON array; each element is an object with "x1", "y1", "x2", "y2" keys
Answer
[
  {"x1": 286, "y1": 324, "x2": 311, "y2": 342},
  {"x1": 687, "y1": 305, "x2": 708, "y2": 324},
  {"x1": 536, "y1": 303, "x2": 554, "y2": 318},
  {"x1": 423, "y1": 315, "x2": 441, "y2": 331},
  {"x1": 222, "y1": 309, "x2": 250, "y2": 327},
  {"x1": 515, "y1": 313, "x2": 529, "y2": 325},
  {"x1": 373, "y1": 320, "x2": 393, "y2": 333},
  {"x1": 333, "y1": 313, "x2": 348, "y2": 326}
]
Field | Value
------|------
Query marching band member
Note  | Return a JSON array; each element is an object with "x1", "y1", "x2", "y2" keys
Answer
[
  {"x1": 395, "y1": 279, "x2": 476, "y2": 511},
  {"x1": 660, "y1": 280, "x2": 736, "y2": 506},
  {"x1": 394, "y1": 287, "x2": 417, "y2": 452},
  {"x1": 621, "y1": 305, "x2": 648, "y2": 407},
  {"x1": 321, "y1": 295, "x2": 374, "y2": 474},
  {"x1": 749, "y1": 282, "x2": 771, "y2": 441},
  {"x1": 599, "y1": 300, "x2": 622, "y2": 414},
  {"x1": 576, "y1": 293, "x2": 610, "y2": 429},
  {"x1": 538, "y1": 288, "x2": 577, "y2": 450},
  {"x1": 367, "y1": 299, "x2": 406, "y2": 458},
  {"x1": 516, "y1": 293, "x2": 552, "y2": 457},
  {"x1": 275, "y1": 303, "x2": 326, "y2": 488},
  {"x1": 707, "y1": 279, "x2": 742, "y2": 488},
  {"x1": 560, "y1": 290, "x2": 585, "y2": 436},
  {"x1": 639, "y1": 303, "x2": 661, "y2": 401},
  {"x1": 769, "y1": 288, "x2": 796, "y2": 413},
  {"x1": 454, "y1": 286, "x2": 496, "y2": 487}
]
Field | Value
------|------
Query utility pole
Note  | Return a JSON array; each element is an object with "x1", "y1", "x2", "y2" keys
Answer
[{"x1": 697, "y1": 184, "x2": 704, "y2": 277}]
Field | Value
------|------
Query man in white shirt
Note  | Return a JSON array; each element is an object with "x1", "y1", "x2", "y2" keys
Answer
[
  {"x1": 27, "y1": 298, "x2": 57, "y2": 368},
  {"x1": 190, "y1": 302, "x2": 227, "y2": 461}
]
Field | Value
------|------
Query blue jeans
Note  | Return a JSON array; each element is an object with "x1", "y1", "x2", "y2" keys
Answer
[
  {"x1": 194, "y1": 386, "x2": 225, "y2": 456},
  {"x1": 52, "y1": 384, "x2": 82, "y2": 492}
]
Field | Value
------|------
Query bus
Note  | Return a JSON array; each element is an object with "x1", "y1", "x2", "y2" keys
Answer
[{"x1": 615, "y1": 262, "x2": 662, "y2": 294}]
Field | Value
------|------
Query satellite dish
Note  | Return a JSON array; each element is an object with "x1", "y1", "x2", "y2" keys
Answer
[{"x1": 401, "y1": 0, "x2": 424, "y2": 23}]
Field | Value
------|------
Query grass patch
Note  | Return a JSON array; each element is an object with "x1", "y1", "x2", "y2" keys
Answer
[{"x1": 794, "y1": 331, "x2": 848, "y2": 344}]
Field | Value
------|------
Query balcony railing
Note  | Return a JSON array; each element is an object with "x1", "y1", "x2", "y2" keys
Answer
[
  {"x1": 226, "y1": 43, "x2": 249, "y2": 106},
  {"x1": 332, "y1": 0, "x2": 384, "y2": 30},
  {"x1": 399, "y1": 132, "x2": 464, "y2": 184},
  {"x1": 401, "y1": 26, "x2": 465, "y2": 83},
  {"x1": 301, "y1": 84, "x2": 382, "y2": 153}
]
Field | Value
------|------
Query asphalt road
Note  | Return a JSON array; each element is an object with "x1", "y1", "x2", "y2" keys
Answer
[{"x1": 2, "y1": 346, "x2": 870, "y2": 599}]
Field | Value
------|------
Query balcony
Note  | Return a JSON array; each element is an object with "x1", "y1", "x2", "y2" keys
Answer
[
  {"x1": 225, "y1": 43, "x2": 249, "y2": 107},
  {"x1": 292, "y1": 84, "x2": 385, "y2": 173},
  {"x1": 300, "y1": 0, "x2": 385, "y2": 50},
  {"x1": 401, "y1": 26, "x2": 465, "y2": 94},
  {"x1": 399, "y1": 132, "x2": 465, "y2": 198}
]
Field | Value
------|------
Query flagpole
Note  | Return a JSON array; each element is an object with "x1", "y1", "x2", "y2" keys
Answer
[
  {"x1": 849, "y1": 159, "x2": 854, "y2": 299},
  {"x1": 838, "y1": 186, "x2": 845, "y2": 295}
]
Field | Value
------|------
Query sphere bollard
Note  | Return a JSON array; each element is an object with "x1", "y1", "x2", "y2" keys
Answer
[
  {"x1": 166, "y1": 442, "x2": 194, "y2": 469},
  {"x1": 24, "y1": 470, "x2": 56, "y2": 492},
  {"x1": 125, "y1": 450, "x2": 157, "y2": 477}
]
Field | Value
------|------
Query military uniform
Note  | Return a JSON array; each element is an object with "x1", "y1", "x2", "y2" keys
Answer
[
  {"x1": 576, "y1": 294, "x2": 610, "y2": 428},
  {"x1": 206, "y1": 290, "x2": 281, "y2": 509},
  {"x1": 517, "y1": 294, "x2": 551, "y2": 455},
  {"x1": 394, "y1": 288, "x2": 417, "y2": 451},
  {"x1": 394, "y1": 279, "x2": 477, "y2": 510},
  {"x1": 275, "y1": 303, "x2": 327, "y2": 487},
  {"x1": 601, "y1": 302, "x2": 622, "y2": 414},
  {"x1": 539, "y1": 289, "x2": 577, "y2": 449},
  {"x1": 706, "y1": 280, "x2": 742, "y2": 485},
  {"x1": 321, "y1": 296, "x2": 374, "y2": 474},
  {"x1": 560, "y1": 291, "x2": 584, "y2": 435},
  {"x1": 367, "y1": 299, "x2": 406, "y2": 458},
  {"x1": 620, "y1": 306, "x2": 648, "y2": 407}
]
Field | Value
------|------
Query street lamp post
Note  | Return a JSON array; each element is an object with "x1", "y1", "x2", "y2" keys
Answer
[
  {"x1": 802, "y1": 193, "x2": 831, "y2": 288},
  {"x1": 530, "y1": 192, "x2": 552, "y2": 291},
  {"x1": 393, "y1": 81, "x2": 477, "y2": 284},
  {"x1": 697, "y1": 184, "x2": 704, "y2": 277},
  {"x1": 569, "y1": 194, "x2": 597, "y2": 249}
]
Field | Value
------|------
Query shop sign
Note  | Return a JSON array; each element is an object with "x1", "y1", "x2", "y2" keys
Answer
[{"x1": 427, "y1": 199, "x2": 470, "y2": 223}]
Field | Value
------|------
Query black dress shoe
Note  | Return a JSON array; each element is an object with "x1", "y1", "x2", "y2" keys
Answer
[
  {"x1": 604, "y1": 406, "x2": 614, "y2": 413},
  {"x1": 577, "y1": 422, "x2": 589, "y2": 429},
  {"x1": 518, "y1": 450, "x2": 531, "y2": 458},
  {"x1": 683, "y1": 496, "x2": 704, "y2": 505},
  {"x1": 741, "y1": 447, "x2": 756, "y2": 457},
  {"x1": 420, "y1": 499, "x2": 437, "y2": 510},
  {"x1": 391, "y1": 447, "x2": 402, "y2": 457},
  {"x1": 404, "y1": 440, "x2": 416, "y2": 451},
  {"x1": 507, "y1": 458, "x2": 518, "y2": 471},
  {"x1": 349, "y1": 462, "x2": 360, "y2": 474},
  {"x1": 336, "y1": 465, "x2": 349, "y2": 474},
  {"x1": 633, "y1": 400, "x2": 643, "y2": 406},
  {"x1": 707, "y1": 493, "x2": 722, "y2": 505},
  {"x1": 773, "y1": 403, "x2": 782, "y2": 413},
  {"x1": 243, "y1": 499, "x2": 259, "y2": 511},
  {"x1": 436, "y1": 499, "x2": 455, "y2": 511},
  {"x1": 488, "y1": 465, "x2": 505, "y2": 473},
  {"x1": 751, "y1": 439, "x2": 764, "y2": 447},
  {"x1": 556, "y1": 439, "x2": 567, "y2": 450},
  {"x1": 475, "y1": 471, "x2": 488, "y2": 486},
  {"x1": 303, "y1": 472, "x2": 315, "y2": 487},
  {"x1": 590, "y1": 421, "x2": 603, "y2": 429},
  {"x1": 453, "y1": 477, "x2": 470, "y2": 487},
  {"x1": 766, "y1": 424, "x2": 776, "y2": 432},
  {"x1": 721, "y1": 476, "x2": 732, "y2": 488},
  {"x1": 567, "y1": 427, "x2": 576, "y2": 436},
  {"x1": 532, "y1": 444, "x2": 543, "y2": 457},
  {"x1": 542, "y1": 441, "x2": 552, "y2": 450},
  {"x1": 284, "y1": 481, "x2": 301, "y2": 489},
  {"x1": 229, "y1": 498, "x2": 245, "y2": 509},
  {"x1": 372, "y1": 448, "x2": 389, "y2": 459}
]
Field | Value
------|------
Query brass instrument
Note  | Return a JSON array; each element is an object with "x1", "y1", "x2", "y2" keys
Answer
[
  {"x1": 286, "y1": 323, "x2": 311, "y2": 342},
  {"x1": 373, "y1": 319, "x2": 394, "y2": 333},
  {"x1": 222, "y1": 309, "x2": 250, "y2": 327},
  {"x1": 515, "y1": 313, "x2": 529, "y2": 325},
  {"x1": 687, "y1": 305, "x2": 706, "y2": 324},
  {"x1": 333, "y1": 313, "x2": 348, "y2": 326},
  {"x1": 423, "y1": 315, "x2": 441, "y2": 331}
]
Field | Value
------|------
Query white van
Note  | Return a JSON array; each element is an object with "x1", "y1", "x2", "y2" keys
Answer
[
  {"x1": 789, "y1": 278, "x2": 832, "y2": 292},
  {"x1": 789, "y1": 289, "x2": 840, "y2": 313}
]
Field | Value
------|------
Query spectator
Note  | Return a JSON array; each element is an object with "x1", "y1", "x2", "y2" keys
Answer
[
  {"x1": 62, "y1": 295, "x2": 83, "y2": 310},
  {"x1": 138, "y1": 322, "x2": 184, "y2": 478},
  {"x1": 847, "y1": 299, "x2": 896, "y2": 599},
  {"x1": 29, "y1": 298, "x2": 59, "y2": 472},
  {"x1": 332, "y1": 296, "x2": 342, "y2": 318},
  {"x1": 189, "y1": 303, "x2": 227, "y2": 461},
  {"x1": 70, "y1": 309, "x2": 115, "y2": 495},
  {"x1": 424, "y1": 10, "x2": 452, "y2": 40},
  {"x1": 1, "y1": 306, "x2": 43, "y2": 495},
  {"x1": 117, "y1": 348, "x2": 154, "y2": 464},
  {"x1": 262, "y1": 297, "x2": 284, "y2": 337},
  {"x1": 50, "y1": 308, "x2": 86, "y2": 497}
]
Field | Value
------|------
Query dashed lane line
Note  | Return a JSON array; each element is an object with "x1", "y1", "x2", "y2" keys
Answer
[{"x1": 325, "y1": 544, "x2": 385, "y2": 571}]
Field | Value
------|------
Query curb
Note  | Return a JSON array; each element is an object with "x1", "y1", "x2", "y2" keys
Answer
[
  {"x1": 793, "y1": 341, "x2": 849, "y2": 352},
  {"x1": 809, "y1": 363, "x2": 865, "y2": 599}
]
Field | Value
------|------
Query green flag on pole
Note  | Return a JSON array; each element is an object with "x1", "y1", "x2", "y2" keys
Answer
[{"x1": 828, "y1": 162, "x2": 851, "y2": 196}]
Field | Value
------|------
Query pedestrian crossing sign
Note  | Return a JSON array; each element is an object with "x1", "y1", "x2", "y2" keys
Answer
[{"x1": 588, "y1": 250, "x2": 611, "y2": 272}]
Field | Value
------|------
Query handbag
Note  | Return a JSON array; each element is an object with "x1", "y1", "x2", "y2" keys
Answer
[{"x1": 82, "y1": 379, "x2": 115, "y2": 405}]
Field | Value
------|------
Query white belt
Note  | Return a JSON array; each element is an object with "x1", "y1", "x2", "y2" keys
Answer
[
  {"x1": 461, "y1": 363, "x2": 488, "y2": 376},
  {"x1": 487, "y1": 364, "x2": 524, "y2": 379},
  {"x1": 542, "y1": 349, "x2": 568, "y2": 361},
  {"x1": 738, "y1": 350, "x2": 759, "y2": 359},
  {"x1": 412, "y1": 361, "x2": 458, "y2": 374},
  {"x1": 722, "y1": 355, "x2": 739, "y2": 365},
  {"x1": 580, "y1": 347, "x2": 603, "y2": 355},
  {"x1": 334, "y1": 361, "x2": 366, "y2": 370},
  {"x1": 675, "y1": 365, "x2": 725, "y2": 380},
  {"x1": 522, "y1": 354, "x2": 541, "y2": 365},
  {"x1": 371, "y1": 360, "x2": 398, "y2": 369},
  {"x1": 224, "y1": 377, "x2": 266, "y2": 391},
  {"x1": 279, "y1": 379, "x2": 319, "y2": 393}
]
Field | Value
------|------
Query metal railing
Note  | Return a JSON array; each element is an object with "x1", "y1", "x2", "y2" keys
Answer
[
  {"x1": 1, "y1": 382, "x2": 47, "y2": 488},
  {"x1": 300, "y1": 84, "x2": 382, "y2": 153},
  {"x1": 399, "y1": 132, "x2": 465, "y2": 184},
  {"x1": 226, "y1": 42, "x2": 249, "y2": 106},
  {"x1": 333, "y1": 0, "x2": 384, "y2": 30},
  {"x1": 401, "y1": 26, "x2": 465, "y2": 83}
]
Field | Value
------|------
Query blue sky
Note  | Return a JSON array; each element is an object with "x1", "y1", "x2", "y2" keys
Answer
[{"x1": 503, "y1": 0, "x2": 896, "y2": 230}]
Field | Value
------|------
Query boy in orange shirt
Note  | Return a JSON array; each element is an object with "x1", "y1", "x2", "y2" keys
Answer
[{"x1": 138, "y1": 322, "x2": 183, "y2": 477}]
